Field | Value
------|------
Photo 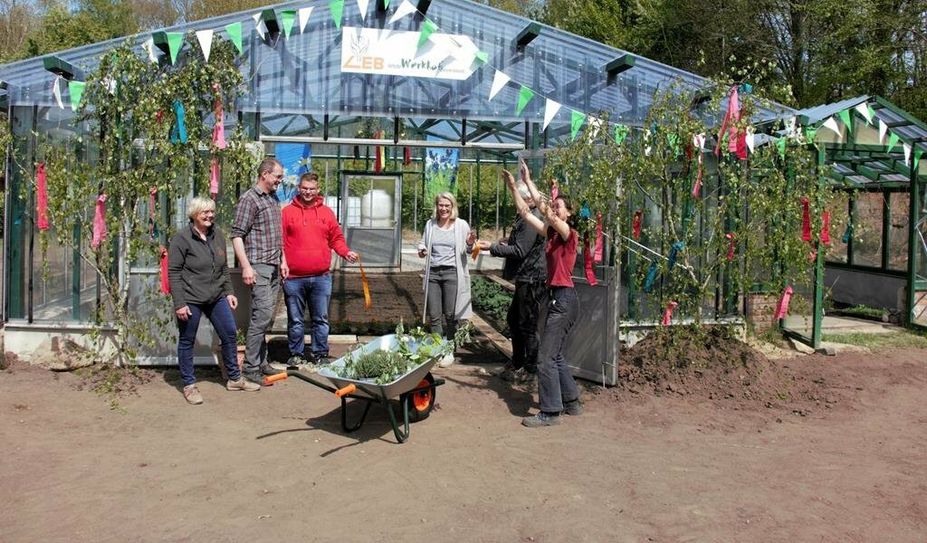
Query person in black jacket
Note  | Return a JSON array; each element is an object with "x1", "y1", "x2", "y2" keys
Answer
[
  {"x1": 477, "y1": 173, "x2": 547, "y2": 385},
  {"x1": 168, "y1": 197, "x2": 260, "y2": 405}
]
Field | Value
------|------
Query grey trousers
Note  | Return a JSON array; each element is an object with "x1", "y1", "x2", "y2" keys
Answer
[
  {"x1": 427, "y1": 265, "x2": 458, "y2": 339},
  {"x1": 244, "y1": 263, "x2": 281, "y2": 373},
  {"x1": 537, "y1": 286, "x2": 580, "y2": 413}
]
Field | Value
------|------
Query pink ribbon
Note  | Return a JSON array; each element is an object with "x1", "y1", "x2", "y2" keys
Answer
[
  {"x1": 210, "y1": 157, "x2": 220, "y2": 198},
  {"x1": 725, "y1": 232, "x2": 735, "y2": 261},
  {"x1": 593, "y1": 212, "x2": 603, "y2": 263},
  {"x1": 551, "y1": 183, "x2": 559, "y2": 202},
  {"x1": 661, "y1": 301, "x2": 678, "y2": 326},
  {"x1": 715, "y1": 87, "x2": 747, "y2": 160},
  {"x1": 91, "y1": 194, "x2": 107, "y2": 249},
  {"x1": 821, "y1": 211, "x2": 831, "y2": 245},
  {"x1": 632, "y1": 210, "x2": 642, "y2": 240},
  {"x1": 36, "y1": 162, "x2": 49, "y2": 231},
  {"x1": 212, "y1": 85, "x2": 227, "y2": 150},
  {"x1": 583, "y1": 236, "x2": 598, "y2": 287},
  {"x1": 774, "y1": 286, "x2": 793, "y2": 320},
  {"x1": 801, "y1": 197, "x2": 812, "y2": 242},
  {"x1": 159, "y1": 247, "x2": 171, "y2": 295}
]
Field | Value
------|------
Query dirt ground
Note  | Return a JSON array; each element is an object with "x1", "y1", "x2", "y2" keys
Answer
[{"x1": 2, "y1": 335, "x2": 927, "y2": 542}]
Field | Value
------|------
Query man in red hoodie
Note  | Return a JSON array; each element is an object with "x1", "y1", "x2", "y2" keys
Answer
[{"x1": 281, "y1": 172, "x2": 358, "y2": 366}]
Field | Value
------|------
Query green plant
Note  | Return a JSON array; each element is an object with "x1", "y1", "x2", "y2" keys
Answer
[{"x1": 470, "y1": 276, "x2": 512, "y2": 335}]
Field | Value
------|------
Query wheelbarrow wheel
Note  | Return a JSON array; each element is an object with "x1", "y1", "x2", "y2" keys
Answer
[{"x1": 402, "y1": 373, "x2": 436, "y2": 423}]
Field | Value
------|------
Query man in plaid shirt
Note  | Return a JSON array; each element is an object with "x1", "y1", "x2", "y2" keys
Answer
[{"x1": 231, "y1": 157, "x2": 287, "y2": 385}]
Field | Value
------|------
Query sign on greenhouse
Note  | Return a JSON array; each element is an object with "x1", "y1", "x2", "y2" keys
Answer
[{"x1": 341, "y1": 27, "x2": 478, "y2": 80}]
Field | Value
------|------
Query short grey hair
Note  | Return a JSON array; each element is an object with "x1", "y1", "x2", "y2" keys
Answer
[
  {"x1": 187, "y1": 196, "x2": 216, "y2": 221},
  {"x1": 258, "y1": 157, "x2": 281, "y2": 176}
]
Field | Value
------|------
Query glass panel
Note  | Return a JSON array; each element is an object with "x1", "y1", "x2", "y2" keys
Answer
[
  {"x1": 825, "y1": 192, "x2": 849, "y2": 263},
  {"x1": 851, "y1": 192, "x2": 884, "y2": 268},
  {"x1": 887, "y1": 192, "x2": 909, "y2": 271}
]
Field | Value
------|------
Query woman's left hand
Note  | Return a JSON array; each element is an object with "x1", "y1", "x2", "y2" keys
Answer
[
  {"x1": 466, "y1": 230, "x2": 476, "y2": 245},
  {"x1": 227, "y1": 294, "x2": 238, "y2": 310}
]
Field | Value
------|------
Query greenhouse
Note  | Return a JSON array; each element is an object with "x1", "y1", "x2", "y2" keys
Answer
[{"x1": 0, "y1": 0, "x2": 923, "y2": 378}]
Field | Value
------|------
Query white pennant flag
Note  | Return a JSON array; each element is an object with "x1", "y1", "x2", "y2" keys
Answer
[
  {"x1": 903, "y1": 142, "x2": 912, "y2": 166},
  {"x1": 195, "y1": 29, "x2": 214, "y2": 62},
  {"x1": 693, "y1": 133, "x2": 706, "y2": 150},
  {"x1": 253, "y1": 12, "x2": 266, "y2": 39},
  {"x1": 644, "y1": 129, "x2": 652, "y2": 156},
  {"x1": 357, "y1": 0, "x2": 369, "y2": 21},
  {"x1": 102, "y1": 75, "x2": 116, "y2": 95},
  {"x1": 786, "y1": 116, "x2": 798, "y2": 138},
  {"x1": 389, "y1": 0, "x2": 417, "y2": 24},
  {"x1": 542, "y1": 98, "x2": 561, "y2": 131},
  {"x1": 746, "y1": 126, "x2": 756, "y2": 153},
  {"x1": 879, "y1": 119, "x2": 888, "y2": 143},
  {"x1": 142, "y1": 37, "x2": 159, "y2": 63},
  {"x1": 51, "y1": 77, "x2": 63, "y2": 109},
  {"x1": 855, "y1": 103, "x2": 873, "y2": 124},
  {"x1": 488, "y1": 70, "x2": 510, "y2": 101},
  {"x1": 298, "y1": 7, "x2": 313, "y2": 32},
  {"x1": 823, "y1": 116, "x2": 842, "y2": 139},
  {"x1": 587, "y1": 116, "x2": 603, "y2": 139}
]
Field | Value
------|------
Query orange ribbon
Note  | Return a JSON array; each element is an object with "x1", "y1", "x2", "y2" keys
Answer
[
  {"x1": 357, "y1": 255, "x2": 372, "y2": 310},
  {"x1": 471, "y1": 243, "x2": 481, "y2": 261}
]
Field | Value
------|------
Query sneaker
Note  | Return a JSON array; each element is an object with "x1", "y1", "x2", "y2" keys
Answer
[
  {"x1": 286, "y1": 354, "x2": 309, "y2": 367},
  {"x1": 260, "y1": 363, "x2": 285, "y2": 376},
  {"x1": 227, "y1": 378, "x2": 261, "y2": 392},
  {"x1": 522, "y1": 412, "x2": 561, "y2": 428},
  {"x1": 563, "y1": 399, "x2": 584, "y2": 416},
  {"x1": 437, "y1": 352, "x2": 455, "y2": 368},
  {"x1": 182, "y1": 384, "x2": 203, "y2": 405},
  {"x1": 514, "y1": 369, "x2": 538, "y2": 391}
]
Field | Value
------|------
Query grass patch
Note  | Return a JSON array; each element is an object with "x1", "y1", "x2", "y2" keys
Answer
[
  {"x1": 834, "y1": 304, "x2": 886, "y2": 321},
  {"x1": 822, "y1": 330, "x2": 927, "y2": 349}
]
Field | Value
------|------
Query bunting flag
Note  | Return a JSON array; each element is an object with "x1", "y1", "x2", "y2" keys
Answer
[
  {"x1": 587, "y1": 117, "x2": 604, "y2": 140},
  {"x1": 91, "y1": 194, "x2": 107, "y2": 250},
  {"x1": 776, "y1": 137, "x2": 786, "y2": 160},
  {"x1": 594, "y1": 212, "x2": 603, "y2": 263},
  {"x1": 68, "y1": 81, "x2": 85, "y2": 112},
  {"x1": 195, "y1": 29, "x2": 213, "y2": 61},
  {"x1": 878, "y1": 119, "x2": 888, "y2": 143},
  {"x1": 886, "y1": 132, "x2": 899, "y2": 154},
  {"x1": 170, "y1": 100, "x2": 188, "y2": 144},
  {"x1": 473, "y1": 50, "x2": 488, "y2": 66},
  {"x1": 613, "y1": 124, "x2": 629, "y2": 144},
  {"x1": 542, "y1": 98, "x2": 561, "y2": 131},
  {"x1": 515, "y1": 85, "x2": 534, "y2": 116},
  {"x1": 36, "y1": 162, "x2": 49, "y2": 231},
  {"x1": 822, "y1": 116, "x2": 841, "y2": 139},
  {"x1": 357, "y1": 0, "x2": 370, "y2": 20},
  {"x1": 570, "y1": 110, "x2": 585, "y2": 141},
  {"x1": 745, "y1": 127, "x2": 755, "y2": 153},
  {"x1": 166, "y1": 31, "x2": 184, "y2": 64},
  {"x1": 667, "y1": 241, "x2": 683, "y2": 270},
  {"x1": 804, "y1": 127, "x2": 817, "y2": 144},
  {"x1": 801, "y1": 197, "x2": 812, "y2": 242},
  {"x1": 838, "y1": 109, "x2": 852, "y2": 133},
  {"x1": 389, "y1": 0, "x2": 416, "y2": 24},
  {"x1": 252, "y1": 12, "x2": 267, "y2": 39},
  {"x1": 298, "y1": 7, "x2": 313, "y2": 32},
  {"x1": 418, "y1": 18, "x2": 437, "y2": 48},
  {"x1": 142, "y1": 37, "x2": 159, "y2": 63},
  {"x1": 643, "y1": 261, "x2": 658, "y2": 292},
  {"x1": 383, "y1": 0, "x2": 390, "y2": 7},
  {"x1": 209, "y1": 158, "x2": 220, "y2": 197},
  {"x1": 661, "y1": 301, "x2": 678, "y2": 326},
  {"x1": 841, "y1": 222, "x2": 852, "y2": 244},
  {"x1": 855, "y1": 102, "x2": 874, "y2": 124},
  {"x1": 632, "y1": 209, "x2": 642, "y2": 240},
  {"x1": 225, "y1": 22, "x2": 243, "y2": 54},
  {"x1": 821, "y1": 211, "x2": 831, "y2": 245},
  {"x1": 786, "y1": 116, "x2": 798, "y2": 139},
  {"x1": 583, "y1": 236, "x2": 598, "y2": 286},
  {"x1": 51, "y1": 77, "x2": 63, "y2": 109},
  {"x1": 159, "y1": 247, "x2": 171, "y2": 295},
  {"x1": 280, "y1": 10, "x2": 296, "y2": 38},
  {"x1": 715, "y1": 86, "x2": 745, "y2": 159},
  {"x1": 903, "y1": 142, "x2": 912, "y2": 166},
  {"x1": 102, "y1": 75, "x2": 116, "y2": 95},
  {"x1": 488, "y1": 70, "x2": 510, "y2": 100},
  {"x1": 725, "y1": 233, "x2": 735, "y2": 261},
  {"x1": 774, "y1": 285, "x2": 793, "y2": 320}
]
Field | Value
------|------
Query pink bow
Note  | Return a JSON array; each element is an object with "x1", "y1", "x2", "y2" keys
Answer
[
  {"x1": 661, "y1": 301, "x2": 678, "y2": 326},
  {"x1": 774, "y1": 286, "x2": 793, "y2": 320},
  {"x1": 583, "y1": 235, "x2": 598, "y2": 287},
  {"x1": 593, "y1": 212, "x2": 603, "y2": 263},
  {"x1": 91, "y1": 194, "x2": 107, "y2": 249},
  {"x1": 210, "y1": 158, "x2": 220, "y2": 198}
]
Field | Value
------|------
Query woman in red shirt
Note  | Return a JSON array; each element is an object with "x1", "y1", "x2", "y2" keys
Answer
[{"x1": 503, "y1": 163, "x2": 583, "y2": 428}]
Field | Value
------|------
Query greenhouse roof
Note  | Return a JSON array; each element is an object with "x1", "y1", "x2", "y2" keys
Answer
[{"x1": 0, "y1": 0, "x2": 794, "y2": 145}]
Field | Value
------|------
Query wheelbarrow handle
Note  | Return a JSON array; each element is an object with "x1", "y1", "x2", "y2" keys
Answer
[
  {"x1": 263, "y1": 373, "x2": 288, "y2": 386},
  {"x1": 335, "y1": 383, "x2": 357, "y2": 398}
]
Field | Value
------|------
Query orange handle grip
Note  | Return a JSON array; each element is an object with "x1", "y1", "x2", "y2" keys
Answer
[
  {"x1": 335, "y1": 383, "x2": 356, "y2": 398},
  {"x1": 263, "y1": 373, "x2": 288, "y2": 386}
]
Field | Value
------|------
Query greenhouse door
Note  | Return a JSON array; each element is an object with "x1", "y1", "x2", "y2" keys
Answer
[{"x1": 338, "y1": 172, "x2": 402, "y2": 268}]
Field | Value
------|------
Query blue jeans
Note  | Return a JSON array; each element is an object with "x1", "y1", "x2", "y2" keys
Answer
[
  {"x1": 177, "y1": 297, "x2": 239, "y2": 386},
  {"x1": 283, "y1": 274, "x2": 332, "y2": 357}
]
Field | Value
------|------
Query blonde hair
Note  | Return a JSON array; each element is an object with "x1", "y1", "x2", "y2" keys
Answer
[
  {"x1": 433, "y1": 192, "x2": 459, "y2": 220},
  {"x1": 187, "y1": 196, "x2": 216, "y2": 221}
]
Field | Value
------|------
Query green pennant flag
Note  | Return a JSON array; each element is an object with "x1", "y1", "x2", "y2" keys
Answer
[
  {"x1": 383, "y1": 0, "x2": 390, "y2": 7},
  {"x1": 515, "y1": 85, "x2": 535, "y2": 116},
  {"x1": 667, "y1": 133, "x2": 680, "y2": 157},
  {"x1": 804, "y1": 126, "x2": 817, "y2": 143},
  {"x1": 68, "y1": 81, "x2": 85, "y2": 112},
  {"x1": 225, "y1": 22, "x2": 243, "y2": 54},
  {"x1": 474, "y1": 50, "x2": 488, "y2": 66},
  {"x1": 280, "y1": 10, "x2": 296, "y2": 38},
  {"x1": 838, "y1": 109, "x2": 852, "y2": 133},
  {"x1": 418, "y1": 18, "x2": 437, "y2": 48},
  {"x1": 613, "y1": 124, "x2": 629, "y2": 144},
  {"x1": 330, "y1": 0, "x2": 344, "y2": 29},
  {"x1": 886, "y1": 132, "x2": 899, "y2": 154},
  {"x1": 776, "y1": 137, "x2": 786, "y2": 159},
  {"x1": 570, "y1": 110, "x2": 586, "y2": 141},
  {"x1": 166, "y1": 31, "x2": 184, "y2": 65}
]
